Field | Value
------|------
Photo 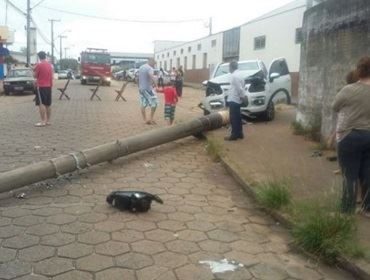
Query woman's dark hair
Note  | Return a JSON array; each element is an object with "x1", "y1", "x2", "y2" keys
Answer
[
  {"x1": 346, "y1": 70, "x2": 358, "y2": 84},
  {"x1": 37, "y1": 51, "x2": 46, "y2": 60},
  {"x1": 356, "y1": 57, "x2": 370, "y2": 79}
]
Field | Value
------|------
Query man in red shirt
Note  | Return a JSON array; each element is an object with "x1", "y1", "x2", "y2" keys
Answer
[
  {"x1": 33, "y1": 51, "x2": 53, "y2": 127},
  {"x1": 156, "y1": 81, "x2": 178, "y2": 125}
]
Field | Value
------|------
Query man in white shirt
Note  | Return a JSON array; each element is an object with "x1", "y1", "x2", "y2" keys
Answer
[{"x1": 225, "y1": 61, "x2": 246, "y2": 141}]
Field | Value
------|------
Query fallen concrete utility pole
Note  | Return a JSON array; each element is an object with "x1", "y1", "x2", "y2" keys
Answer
[{"x1": 0, "y1": 111, "x2": 229, "y2": 193}]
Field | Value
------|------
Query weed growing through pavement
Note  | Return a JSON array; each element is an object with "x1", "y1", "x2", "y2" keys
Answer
[
  {"x1": 291, "y1": 120, "x2": 306, "y2": 136},
  {"x1": 291, "y1": 119, "x2": 321, "y2": 142},
  {"x1": 291, "y1": 199, "x2": 364, "y2": 264},
  {"x1": 255, "y1": 179, "x2": 291, "y2": 210},
  {"x1": 205, "y1": 137, "x2": 223, "y2": 162}
]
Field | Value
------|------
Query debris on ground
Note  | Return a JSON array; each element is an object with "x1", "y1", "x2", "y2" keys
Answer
[
  {"x1": 16, "y1": 192, "x2": 26, "y2": 199},
  {"x1": 106, "y1": 191, "x2": 163, "y2": 212},
  {"x1": 143, "y1": 162, "x2": 154, "y2": 168},
  {"x1": 199, "y1": 259, "x2": 244, "y2": 274},
  {"x1": 311, "y1": 150, "x2": 322, "y2": 157}
]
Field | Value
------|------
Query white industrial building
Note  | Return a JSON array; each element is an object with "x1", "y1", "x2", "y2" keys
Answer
[{"x1": 154, "y1": 0, "x2": 308, "y2": 96}]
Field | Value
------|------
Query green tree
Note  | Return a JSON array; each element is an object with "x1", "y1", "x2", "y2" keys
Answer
[{"x1": 59, "y1": 58, "x2": 79, "y2": 71}]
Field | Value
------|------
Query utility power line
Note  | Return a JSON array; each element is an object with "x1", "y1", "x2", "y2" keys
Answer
[{"x1": 39, "y1": 5, "x2": 206, "y2": 24}]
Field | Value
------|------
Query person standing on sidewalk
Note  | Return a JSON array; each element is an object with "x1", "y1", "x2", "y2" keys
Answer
[
  {"x1": 138, "y1": 58, "x2": 158, "y2": 125},
  {"x1": 224, "y1": 61, "x2": 247, "y2": 141},
  {"x1": 33, "y1": 51, "x2": 53, "y2": 127},
  {"x1": 175, "y1": 65, "x2": 184, "y2": 97},
  {"x1": 333, "y1": 57, "x2": 370, "y2": 215},
  {"x1": 156, "y1": 81, "x2": 178, "y2": 126}
]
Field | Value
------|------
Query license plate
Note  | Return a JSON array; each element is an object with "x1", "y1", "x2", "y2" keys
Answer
[{"x1": 14, "y1": 86, "x2": 23, "y2": 90}]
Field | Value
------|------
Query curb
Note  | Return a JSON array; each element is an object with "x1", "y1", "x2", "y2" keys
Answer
[{"x1": 217, "y1": 151, "x2": 370, "y2": 280}]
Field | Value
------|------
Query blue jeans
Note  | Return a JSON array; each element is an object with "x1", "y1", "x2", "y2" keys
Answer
[
  {"x1": 228, "y1": 101, "x2": 243, "y2": 139},
  {"x1": 337, "y1": 129, "x2": 370, "y2": 213}
]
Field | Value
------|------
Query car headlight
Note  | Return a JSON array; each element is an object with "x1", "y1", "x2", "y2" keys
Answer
[
  {"x1": 105, "y1": 77, "x2": 111, "y2": 81},
  {"x1": 82, "y1": 76, "x2": 86, "y2": 79},
  {"x1": 252, "y1": 96, "x2": 266, "y2": 106}
]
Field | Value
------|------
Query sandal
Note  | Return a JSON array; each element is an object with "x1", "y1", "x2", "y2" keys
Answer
[{"x1": 34, "y1": 122, "x2": 46, "y2": 127}]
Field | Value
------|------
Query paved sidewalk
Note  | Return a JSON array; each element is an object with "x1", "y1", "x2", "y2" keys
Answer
[
  {"x1": 208, "y1": 105, "x2": 370, "y2": 275},
  {"x1": 0, "y1": 82, "x2": 354, "y2": 279}
]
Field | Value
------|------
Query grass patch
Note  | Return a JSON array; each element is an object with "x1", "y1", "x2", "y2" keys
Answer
[
  {"x1": 255, "y1": 180, "x2": 291, "y2": 210},
  {"x1": 291, "y1": 121, "x2": 305, "y2": 136},
  {"x1": 205, "y1": 137, "x2": 223, "y2": 161},
  {"x1": 291, "y1": 120, "x2": 321, "y2": 142},
  {"x1": 292, "y1": 201, "x2": 364, "y2": 263}
]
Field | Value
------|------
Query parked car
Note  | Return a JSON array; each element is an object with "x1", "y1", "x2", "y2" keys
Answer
[
  {"x1": 200, "y1": 58, "x2": 291, "y2": 121},
  {"x1": 113, "y1": 70, "x2": 125, "y2": 80},
  {"x1": 126, "y1": 68, "x2": 138, "y2": 82},
  {"x1": 58, "y1": 70, "x2": 69, "y2": 79},
  {"x1": 3, "y1": 68, "x2": 36, "y2": 96}
]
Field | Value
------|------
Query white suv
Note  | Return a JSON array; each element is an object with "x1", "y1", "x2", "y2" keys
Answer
[{"x1": 200, "y1": 58, "x2": 291, "y2": 121}]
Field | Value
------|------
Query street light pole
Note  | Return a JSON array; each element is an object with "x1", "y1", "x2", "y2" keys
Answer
[
  {"x1": 48, "y1": 19, "x2": 60, "y2": 67},
  {"x1": 59, "y1": 35, "x2": 67, "y2": 62},
  {"x1": 26, "y1": 0, "x2": 31, "y2": 65},
  {"x1": 64, "y1": 47, "x2": 69, "y2": 59}
]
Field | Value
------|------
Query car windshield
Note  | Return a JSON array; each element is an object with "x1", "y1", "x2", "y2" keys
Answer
[
  {"x1": 214, "y1": 61, "x2": 260, "y2": 77},
  {"x1": 8, "y1": 69, "x2": 33, "y2": 78},
  {"x1": 82, "y1": 53, "x2": 110, "y2": 64}
]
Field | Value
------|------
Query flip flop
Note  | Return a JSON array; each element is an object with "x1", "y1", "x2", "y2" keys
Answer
[
  {"x1": 34, "y1": 122, "x2": 46, "y2": 127},
  {"x1": 150, "y1": 120, "x2": 157, "y2": 125}
]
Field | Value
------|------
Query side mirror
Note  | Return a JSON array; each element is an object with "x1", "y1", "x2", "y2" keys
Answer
[
  {"x1": 269, "y1": 72, "x2": 280, "y2": 83},
  {"x1": 202, "y1": 80, "x2": 208, "y2": 86}
]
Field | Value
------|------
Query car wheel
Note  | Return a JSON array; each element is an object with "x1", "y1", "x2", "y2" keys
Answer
[
  {"x1": 262, "y1": 101, "x2": 275, "y2": 121},
  {"x1": 81, "y1": 79, "x2": 86, "y2": 85},
  {"x1": 203, "y1": 109, "x2": 210, "y2": 116}
]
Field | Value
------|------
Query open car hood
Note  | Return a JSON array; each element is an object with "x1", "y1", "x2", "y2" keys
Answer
[{"x1": 209, "y1": 69, "x2": 262, "y2": 84}]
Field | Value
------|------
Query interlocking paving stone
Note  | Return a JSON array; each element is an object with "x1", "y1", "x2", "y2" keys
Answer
[
  {"x1": 95, "y1": 241, "x2": 130, "y2": 256},
  {"x1": 153, "y1": 251, "x2": 188, "y2": 269},
  {"x1": 3, "y1": 234, "x2": 39, "y2": 249},
  {"x1": 78, "y1": 230, "x2": 110, "y2": 245},
  {"x1": 18, "y1": 245, "x2": 55, "y2": 262},
  {"x1": 115, "y1": 252, "x2": 154, "y2": 269},
  {"x1": 34, "y1": 257, "x2": 74, "y2": 276},
  {"x1": 0, "y1": 260, "x2": 32, "y2": 279},
  {"x1": 40, "y1": 232, "x2": 75, "y2": 246},
  {"x1": 53, "y1": 270, "x2": 93, "y2": 280},
  {"x1": 76, "y1": 254, "x2": 114, "y2": 272},
  {"x1": 95, "y1": 268, "x2": 136, "y2": 280},
  {"x1": 0, "y1": 247, "x2": 16, "y2": 263},
  {"x1": 58, "y1": 242, "x2": 94, "y2": 259}
]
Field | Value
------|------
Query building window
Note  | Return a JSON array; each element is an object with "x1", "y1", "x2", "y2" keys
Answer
[
  {"x1": 160, "y1": 61, "x2": 162, "y2": 68},
  {"x1": 254, "y1": 36, "x2": 266, "y2": 50},
  {"x1": 192, "y1": 54, "x2": 196, "y2": 69},
  {"x1": 188, "y1": 46, "x2": 192, "y2": 53},
  {"x1": 157, "y1": 55, "x2": 159, "y2": 59},
  {"x1": 184, "y1": 56, "x2": 187, "y2": 70},
  {"x1": 162, "y1": 54, "x2": 164, "y2": 58},
  {"x1": 167, "y1": 52, "x2": 169, "y2": 57},
  {"x1": 211, "y1": 39, "x2": 217, "y2": 47},
  {"x1": 181, "y1": 48, "x2": 184, "y2": 54},
  {"x1": 164, "y1": 61, "x2": 167, "y2": 70},
  {"x1": 173, "y1": 50, "x2": 176, "y2": 56},
  {"x1": 203, "y1": 53, "x2": 207, "y2": 69},
  {"x1": 197, "y1": 44, "x2": 201, "y2": 51},
  {"x1": 177, "y1": 57, "x2": 180, "y2": 68},
  {"x1": 295, "y1": 28, "x2": 303, "y2": 44},
  {"x1": 170, "y1": 59, "x2": 172, "y2": 69}
]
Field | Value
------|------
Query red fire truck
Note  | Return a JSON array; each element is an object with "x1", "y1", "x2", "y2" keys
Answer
[{"x1": 80, "y1": 48, "x2": 111, "y2": 86}]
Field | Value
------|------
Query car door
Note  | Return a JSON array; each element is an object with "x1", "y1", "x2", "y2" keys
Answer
[{"x1": 267, "y1": 58, "x2": 291, "y2": 104}]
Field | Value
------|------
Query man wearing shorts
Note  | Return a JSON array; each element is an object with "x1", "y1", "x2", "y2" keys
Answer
[
  {"x1": 33, "y1": 51, "x2": 53, "y2": 127},
  {"x1": 138, "y1": 58, "x2": 158, "y2": 124}
]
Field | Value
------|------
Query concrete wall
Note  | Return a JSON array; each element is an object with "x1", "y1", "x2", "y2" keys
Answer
[
  {"x1": 296, "y1": 0, "x2": 370, "y2": 138},
  {"x1": 239, "y1": 1, "x2": 306, "y2": 73}
]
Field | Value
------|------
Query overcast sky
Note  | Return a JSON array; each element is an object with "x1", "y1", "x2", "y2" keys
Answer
[{"x1": 1, "y1": 0, "x2": 295, "y2": 58}]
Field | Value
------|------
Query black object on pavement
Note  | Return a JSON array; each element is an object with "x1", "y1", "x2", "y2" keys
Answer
[{"x1": 106, "y1": 191, "x2": 163, "y2": 212}]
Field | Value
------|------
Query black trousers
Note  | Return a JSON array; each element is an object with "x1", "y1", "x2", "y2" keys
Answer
[
  {"x1": 228, "y1": 101, "x2": 243, "y2": 139},
  {"x1": 175, "y1": 80, "x2": 183, "y2": 97},
  {"x1": 337, "y1": 129, "x2": 370, "y2": 213}
]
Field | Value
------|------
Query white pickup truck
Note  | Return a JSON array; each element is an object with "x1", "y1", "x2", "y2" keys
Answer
[{"x1": 200, "y1": 58, "x2": 291, "y2": 121}]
